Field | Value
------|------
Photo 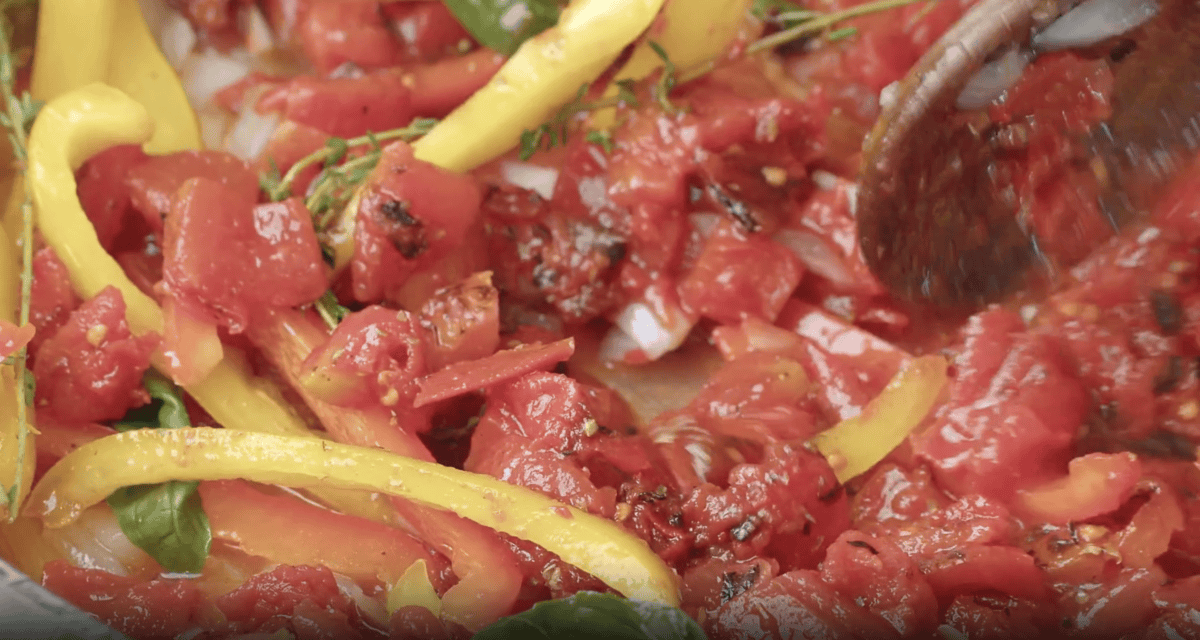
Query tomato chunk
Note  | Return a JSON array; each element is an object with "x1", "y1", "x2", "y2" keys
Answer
[
  {"x1": 299, "y1": 0, "x2": 400, "y2": 75},
  {"x1": 163, "y1": 179, "x2": 327, "y2": 333},
  {"x1": 42, "y1": 560, "x2": 205, "y2": 640},
  {"x1": 1019, "y1": 452, "x2": 1143, "y2": 524},
  {"x1": 260, "y1": 70, "x2": 415, "y2": 139},
  {"x1": 75, "y1": 144, "x2": 150, "y2": 249},
  {"x1": 125, "y1": 151, "x2": 261, "y2": 233},
  {"x1": 350, "y1": 142, "x2": 483, "y2": 303},
  {"x1": 416, "y1": 271, "x2": 500, "y2": 370},
  {"x1": 29, "y1": 247, "x2": 80, "y2": 355},
  {"x1": 33, "y1": 286, "x2": 158, "y2": 423},
  {"x1": 299, "y1": 305, "x2": 427, "y2": 409},
  {"x1": 678, "y1": 219, "x2": 803, "y2": 325},
  {"x1": 413, "y1": 338, "x2": 574, "y2": 407},
  {"x1": 214, "y1": 564, "x2": 367, "y2": 638}
]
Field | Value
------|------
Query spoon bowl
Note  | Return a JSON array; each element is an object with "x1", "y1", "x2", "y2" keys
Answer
[{"x1": 856, "y1": 0, "x2": 1200, "y2": 308}]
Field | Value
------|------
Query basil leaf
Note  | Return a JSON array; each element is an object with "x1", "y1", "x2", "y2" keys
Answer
[
  {"x1": 473, "y1": 592, "x2": 707, "y2": 640},
  {"x1": 107, "y1": 481, "x2": 211, "y2": 574},
  {"x1": 441, "y1": 0, "x2": 562, "y2": 56},
  {"x1": 107, "y1": 373, "x2": 211, "y2": 574}
]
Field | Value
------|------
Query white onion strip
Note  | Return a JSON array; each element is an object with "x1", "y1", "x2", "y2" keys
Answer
[{"x1": 1033, "y1": 0, "x2": 1159, "y2": 52}]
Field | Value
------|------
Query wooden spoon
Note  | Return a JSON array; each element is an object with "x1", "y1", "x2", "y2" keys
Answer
[{"x1": 855, "y1": 0, "x2": 1200, "y2": 308}]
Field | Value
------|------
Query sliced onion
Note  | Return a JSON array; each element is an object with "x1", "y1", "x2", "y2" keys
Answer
[
  {"x1": 774, "y1": 228, "x2": 856, "y2": 287},
  {"x1": 956, "y1": 47, "x2": 1034, "y2": 110},
  {"x1": 224, "y1": 87, "x2": 280, "y2": 161},
  {"x1": 159, "y1": 9, "x2": 198, "y2": 70},
  {"x1": 610, "y1": 301, "x2": 695, "y2": 362},
  {"x1": 180, "y1": 48, "x2": 252, "y2": 107},
  {"x1": 1033, "y1": 0, "x2": 1159, "y2": 52},
  {"x1": 197, "y1": 106, "x2": 234, "y2": 151},
  {"x1": 42, "y1": 504, "x2": 154, "y2": 577},
  {"x1": 500, "y1": 161, "x2": 560, "y2": 200},
  {"x1": 241, "y1": 4, "x2": 277, "y2": 56}
]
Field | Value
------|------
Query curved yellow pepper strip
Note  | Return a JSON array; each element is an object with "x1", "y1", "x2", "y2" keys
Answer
[
  {"x1": 590, "y1": 0, "x2": 753, "y2": 130},
  {"x1": 27, "y1": 427, "x2": 682, "y2": 607},
  {"x1": 811, "y1": 354, "x2": 948, "y2": 483},
  {"x1": 31, "y1": 0, "x2": 201, "y2": 154},
  {"x1": 327, "y1": 0, "x2": 668, "y2": 270}
]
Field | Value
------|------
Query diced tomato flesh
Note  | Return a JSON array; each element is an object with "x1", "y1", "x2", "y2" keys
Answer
[
  {"x1": 33, "y1": 286, "x2": 159, "y2": 423},
  {"x1": 125, "y1": 150, "x2": 261, "y2": 233},
  {"x1": 42, "y1": 560, "x2": 205, "y2": 640}
]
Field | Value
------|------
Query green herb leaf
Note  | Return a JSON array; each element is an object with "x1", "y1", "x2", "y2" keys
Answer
[
  {"x1": 107, "y1": 373, "x2": 211, "y2": 573},
  {"x1": 473, "y1": 592, "x2": 707, "y2": 640},
  {"x1": 586, "y1": 130, "x2": 614, "y2": 154},
  {"x1": 107, "y1": 481, "x2": 211, "y2": 574},
  {"x1": 442, "y1": 0, "x2": 563, "y2": 56},
  {"x1": 315, "y1": 290, "x2": 350, "y2": 330},
  {"x1": 614, "y1": 79, "x2": 640, "y2": 107}
]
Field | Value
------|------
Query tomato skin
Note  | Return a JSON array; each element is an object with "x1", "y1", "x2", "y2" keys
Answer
[
  {"x1": 75, "y1": 144, "x2": 150, "y2": 249},
  {"x1": 923, "y1": 545, "x2": 1048, "y2": 603},
  {"x1": 262, "y1": 71, "x2": 414, "y2": 139},
  {"x1": 351, "y1": 142, "x2": 483, "y2": 303},
  {"x1": 42, "y1": 560, "x2": 205, "y2": 640},
  {"x1": 677, "y1": 219, "x2": 803, "y2": 325},
  {"x1": 413, "y1": 338, "x2": 574, "y2": 407},
  {"x1": 299, "y1": 0, "x2": 400, "y2": 75},
  {"x1": 164, "y1": 179, "x2": 328, "y2": 333},
  {"x1": 299, "y1": 305, "x2": 427, "y2": 409},
  {"x1": 125, "y1": 151, "x2": 261, "y2": 233},
  {"x1": 33, "y1": 286, "x2": 158, "y2": 423}
]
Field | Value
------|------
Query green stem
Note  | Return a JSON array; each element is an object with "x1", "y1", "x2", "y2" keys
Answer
[
  {"x1": 0, "y1": 0, "x2": 35, "y2": 520},
  {"x1": 745, "y1": 0, "x2": 927, "y2": 55}
]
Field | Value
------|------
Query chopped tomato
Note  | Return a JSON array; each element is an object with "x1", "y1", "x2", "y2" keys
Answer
[
  {"x1": 405, "y1": 49, "x2": 507, "y2": 117},
  {"x1": 0, "y1": 319, "x2": 34, "y2": 360},
  {"x1": 33, "y1": 417, "x2": 115, "y2": 480},
  {"x1": 380, "y1": 1, "x2": 473, "y2": 61},
  {"x1": 912, "y1": 310, "x2": 1088, "y2": 500},
  {"x1": 75, "y1": 144, "x2": 150, "y2": 249},
  {"x1": 33, "y1": 286, "x2": 158, "y2": 423},
  {"x1": 677, "y1": 219, "x2": 803, "y2": 326},
  {"x1": 125, "y1": 150, "x2": 261, "y2": 233},
  {"x1": 921, "y1": 545, "x2": 1048, "y2": 602},
  {"x1": 350, "y1": 142, "x2": 483, "y2": 303},
  {"x1": 299, "y1": 305, "x2": 427, "y2": 409},
  {"x1": 214, "y1": 564, "x2": 368, "y2": 639},
  {"x1": 299, "y1": 0, "x2": 400, "y2": 75},
  {"x1": 818, "y1": 531, "x2": 938, "y2": 636},
  {"x1": 28, "y1": 247, "x2": 80, "y2": 355},
  {"x1": 163, "y1": 179, "x2": 327, "y2": 334},
  {"x1": 416, "y1": 271, "x2": 500, "y2": 371},
  {"x1": 42, "y1": 560, "x2": 205, "y2": 640}
]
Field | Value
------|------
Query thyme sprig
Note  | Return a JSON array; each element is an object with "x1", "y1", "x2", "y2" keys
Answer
[
  {"x1": 0, "y1": 0, "x2": 41, "y2": 519},
  {"x1": 260, "y1": 118, "x2": 437, "y2": 331}
]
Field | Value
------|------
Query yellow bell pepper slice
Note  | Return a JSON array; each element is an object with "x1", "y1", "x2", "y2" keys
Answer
[
  {"x1": 590, "y1": 0, "x2": 753, "y2": 130},
  {"x1": 328, "y1": 0, "x2": 668, "y2": 270},
  {"x1": 811, "y1": 354, "x2": 948, "y2": 483},
  {"x1": 0, "y1": 223, "x2": 33, "y2": 521},
  {"x1": 31, "y1": 0, "x2": 201, "y2": 154},
  {"x1": 26, "y1": 427, "x2": 682, "y2": 607}
]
